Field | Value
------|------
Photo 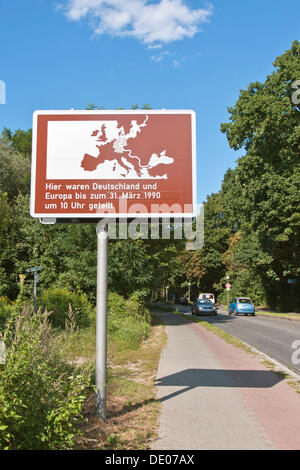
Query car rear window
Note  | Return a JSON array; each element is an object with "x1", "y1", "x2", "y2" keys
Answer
[{"x1": 238, "y1": 298, "x2": 251, "y2": 303}]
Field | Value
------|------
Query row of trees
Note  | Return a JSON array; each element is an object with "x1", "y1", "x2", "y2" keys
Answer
[
  {"x1": 0, "y1": 42, "x2": 299, "y2": 310},
  {"x1": 183, "y1": 41, "x2": 300, "y2": 310}
]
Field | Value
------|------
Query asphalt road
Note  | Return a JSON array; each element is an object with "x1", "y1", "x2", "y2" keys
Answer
[{"x1": 174, "y1": 304, "x2": 300, "y2": 375}]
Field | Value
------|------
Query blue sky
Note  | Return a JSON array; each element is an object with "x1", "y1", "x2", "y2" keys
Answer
[{"x1": 0, "y1": 0, "x2": 299, "y2": 204}]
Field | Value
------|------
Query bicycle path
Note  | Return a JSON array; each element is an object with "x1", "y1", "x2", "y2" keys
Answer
[{"x1": 151, "y1": 310, "x2": 300, "y2": 450}]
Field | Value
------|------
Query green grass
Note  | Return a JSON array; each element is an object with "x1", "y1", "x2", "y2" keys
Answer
[
  {"x1": 255, "y1": 311, "x2": 300, "y2": 320},
  {"x1": 174, "y1": 310, "x2": 254, "y2": 354},
  {"x1": 56, "y1": 328, "x2": 96, "y2": 362},
  {"x1": 146, "y1": 302, "x2": 177, "y2": 312}
]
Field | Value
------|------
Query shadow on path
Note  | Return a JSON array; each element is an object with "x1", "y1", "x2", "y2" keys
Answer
[{"x1": 155, "y1": 368, "x2": 285, "y2": 402}]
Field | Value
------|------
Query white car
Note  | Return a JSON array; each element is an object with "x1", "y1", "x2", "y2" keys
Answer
[{"x1": 198, "y1": 293, "x2": 216, "y2": 304}]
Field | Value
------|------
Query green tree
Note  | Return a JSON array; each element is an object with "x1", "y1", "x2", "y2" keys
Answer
[
  {"x1": 220, "y1": 41, "x2": 300, "y2": 309},
  {"x1": 180, "y1": 191, "x2": 233, "y2": 300},
  {"x1": 108, "y1": 239, "x2": 153, "y2": 297},
  {"x1": 1, "y1": 127, "x2": 32, "y2": 159},
  {"x1": 0, "y1": 191, "x2": 17, "y2": 298},
  {"x1": 0, "y1": 138, "x2": 31, "y2": 199}
]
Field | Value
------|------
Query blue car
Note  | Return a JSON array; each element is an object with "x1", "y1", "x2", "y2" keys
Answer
[{"x1": 228, "y1": 297, "x2": 255, "y2": 316}]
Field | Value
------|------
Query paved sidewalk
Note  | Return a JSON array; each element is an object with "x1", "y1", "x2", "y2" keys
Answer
[{"x1": 151, "y1": 310, "x2": 300, "y2": 450}]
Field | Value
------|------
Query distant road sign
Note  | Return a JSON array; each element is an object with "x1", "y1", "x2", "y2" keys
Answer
[
  {"x1": 226, "y1": 283, "x2": 231, "y2": 290},
  {"x1": 26, "y1": 267, "x2": 42, "y2": 273},
  {"x1": 30, "y1": 110, "x2": 196, "y2": 220},
  {"x1": 287, "y1": 279, "x2": 297, "y2": 284}
]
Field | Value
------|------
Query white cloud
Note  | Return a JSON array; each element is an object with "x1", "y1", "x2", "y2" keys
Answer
[
  {"x1": 151, "y1": 55, "x2": 164, "y2": 63},
  {"x1": 147, "y1": 44, "x2": 163, "y2": 50},
  {"x1": 63, "y1": 0, "x2": 213, "y2": 44}
]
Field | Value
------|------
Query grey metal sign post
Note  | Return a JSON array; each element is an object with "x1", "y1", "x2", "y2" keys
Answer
[
  {"x1": 96, "y1": 223, "x2": 108, "y2": 420},
  {"x1": 26, "y1": 266, "x2": 42, "y2": 313}
]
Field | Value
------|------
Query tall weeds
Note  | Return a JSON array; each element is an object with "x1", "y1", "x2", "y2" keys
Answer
[{"x1": 0, "y1": 308, "x2": 92, "y2": 450}]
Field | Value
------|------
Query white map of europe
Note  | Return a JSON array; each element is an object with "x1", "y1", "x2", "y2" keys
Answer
[{"x1": 46, "y1": 116, "x2": 174, "y2": 180}]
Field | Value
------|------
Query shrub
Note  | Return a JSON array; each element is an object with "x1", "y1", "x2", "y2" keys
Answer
[
  {"x1": 0, "y1": 297, "x2": 14, "y2": 331},
  {"x1": 38, "y1": 287, "x2": 95, "y2": 329},
  {"x1": 107, "y1": 292, "x2": 151, "y2": 352},
  {"x1": 127, "y1": 291, "x2": 152, "y2": 324},
  {"x1": 0, "y1": 308, "x2": 91, "y2": 450},
  {"x1": 107, "y1": 292, "x2": 127, "y2": 317}
]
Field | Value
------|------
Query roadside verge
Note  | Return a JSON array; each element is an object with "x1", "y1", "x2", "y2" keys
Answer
[{"x1": 75, "y1": 314, "x2": 167, "y2": 450}]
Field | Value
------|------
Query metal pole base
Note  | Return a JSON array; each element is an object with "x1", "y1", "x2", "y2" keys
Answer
[
  {"x1": 96, "y1": 223, "x2": 108, "y2": 420},
  {"x1": 96, "y1": 387, "x2": 106, "y2": 421}
]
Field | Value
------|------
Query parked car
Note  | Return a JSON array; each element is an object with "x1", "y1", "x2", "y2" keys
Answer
[
  {"x1": 192, "y1": 299, "x2": 218, "y2": 316},
  {"x1": 228, "y1": 298, "x2": 255, "y2": 316},
  {"x1": 179, "y1": 296, "x2": 188, "y2": 305},
  {"x1": 198, "y1": 293, "x2": 216, "y2": 304}
]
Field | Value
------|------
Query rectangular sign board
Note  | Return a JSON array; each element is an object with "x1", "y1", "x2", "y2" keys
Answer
[{"x1": 30, "y1": 110, "x2": 196, "y2": 219}]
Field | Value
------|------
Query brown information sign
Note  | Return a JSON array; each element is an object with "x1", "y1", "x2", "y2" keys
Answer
[{"x1": 30, "y1": 110, "x2": 196, "y2": 218}]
